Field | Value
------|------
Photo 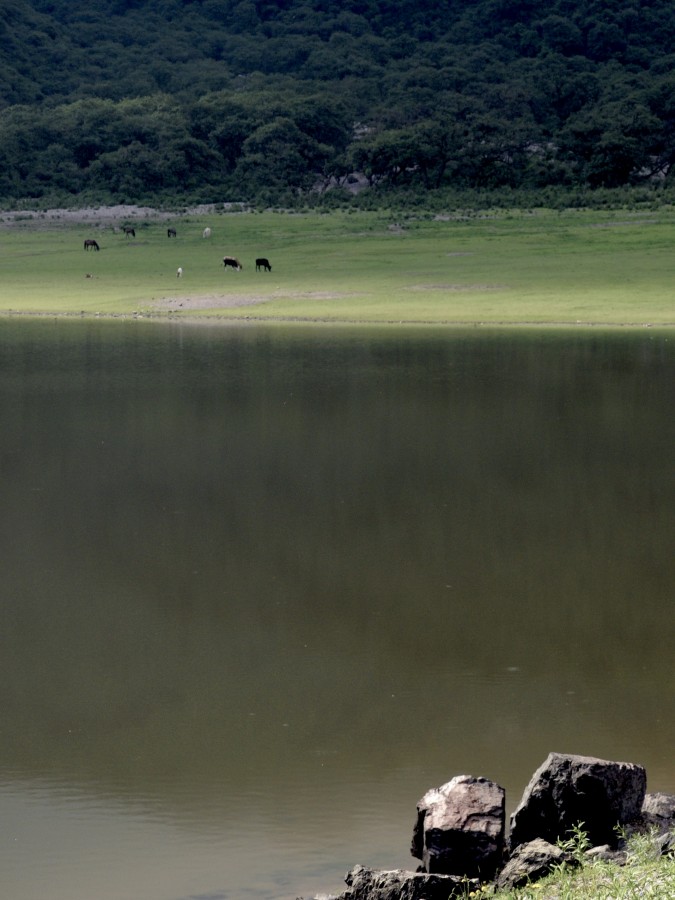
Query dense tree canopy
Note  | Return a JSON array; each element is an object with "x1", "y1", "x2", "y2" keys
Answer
[{"x1": 1, "y1": 0, "x2": 675, "y2": 204}]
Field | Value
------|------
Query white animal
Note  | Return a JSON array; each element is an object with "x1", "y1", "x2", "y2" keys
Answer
[
  {"x1": 176, "y1": 267, "x2": 183, "y2": 278},
  {"x1": 202, "y1": 227, "x2": 211, "y2": 239}
]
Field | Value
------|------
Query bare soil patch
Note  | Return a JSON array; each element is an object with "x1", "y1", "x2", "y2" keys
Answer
[
  {"x1": 408, "y1": 283, "x2": 508, "y2": 291},
  {"x1": 152, "y1": 290, "x2": 355, "y2": 312},
  {"x1": 154, "y1": 294, "x2": 271, "y2": 311}
]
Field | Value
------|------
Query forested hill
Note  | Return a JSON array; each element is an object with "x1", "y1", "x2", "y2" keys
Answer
[{"x1": 2, "y1": 0, "x2": 675, "y2": 205}]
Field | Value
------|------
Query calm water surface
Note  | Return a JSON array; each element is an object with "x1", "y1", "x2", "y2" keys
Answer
[{"x1": 0, "y1": 320, "x2": 673, "y2": 900}]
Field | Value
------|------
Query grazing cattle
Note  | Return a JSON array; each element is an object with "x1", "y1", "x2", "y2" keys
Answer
[
  {"x1": 203, "y1": 227, "x2": 211, "y2": 239},
  {"x1": 122, "y1": 226, "x2": 135, "y2": 238},
  {"x1": 223, "y1": 256, "x2": 242, "y2": 270},
  {"x1": 176, "y1": 267, "x2": 183, "y2": 278},
  {"x1": 167, "y1": 227, "x2": 177, "y2": 238},
  {"x1": 84, "y1": 239, "x2": 100, "y2": 251},
  {"x1": 255, "y1": 257, "x2": 272, "y2": 272}
]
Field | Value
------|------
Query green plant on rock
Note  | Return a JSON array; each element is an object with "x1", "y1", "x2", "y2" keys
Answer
[{"x1": 556, "y1": 822, "x2": 592, "y2": 864}]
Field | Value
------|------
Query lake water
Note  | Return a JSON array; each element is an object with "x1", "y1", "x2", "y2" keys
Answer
[{"x1": 0, "y1": 319, "x2": 673, "y2": 900}]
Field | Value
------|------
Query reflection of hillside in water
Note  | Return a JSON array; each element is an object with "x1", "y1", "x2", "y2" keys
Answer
[{"x1": 1, "y1": 322, "x2": 673, "y2": 826}]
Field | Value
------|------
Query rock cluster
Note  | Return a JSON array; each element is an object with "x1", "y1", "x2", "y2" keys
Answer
[{"x1": 315, "y1": 752, "x2": 675, "y2": 900}]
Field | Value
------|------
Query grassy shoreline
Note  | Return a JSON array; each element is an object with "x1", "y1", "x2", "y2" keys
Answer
[
  {"x1": 1, "y1": 207, "x2": 674, "y2": 327},
  {"x1": 489, "y1": 827, "x2": 675, "y2": 900}
]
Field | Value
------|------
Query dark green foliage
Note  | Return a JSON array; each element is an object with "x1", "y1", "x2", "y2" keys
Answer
[{"x1": 2, "y1": 0, "x2": 675, "y2": 204}]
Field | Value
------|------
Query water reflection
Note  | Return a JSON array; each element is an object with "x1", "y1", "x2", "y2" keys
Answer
[{"x1": 0, "y1": 320, "x2": 673, "y2": 899}]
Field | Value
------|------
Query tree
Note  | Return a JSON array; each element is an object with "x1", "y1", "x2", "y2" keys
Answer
[
  {"x1": 561, "y1": 96, "x2": 661, "y2": 187},
  {"x1": 235, "y1": 116, "x2": 327, "y2": 192}
]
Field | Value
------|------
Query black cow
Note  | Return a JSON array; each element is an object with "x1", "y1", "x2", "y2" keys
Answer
[
  {"x1": 84, "y1": 239, "x2": 100, "y2": 251},
  {"x1": 223, "y1": 256, "x2": 242, "y2": 270},
  {"x1": 167, "y1": 227, "x2": 177, "y2": 238},
  {"x1": 256, "y1": 257, "x2": 272, "y2": 271}
]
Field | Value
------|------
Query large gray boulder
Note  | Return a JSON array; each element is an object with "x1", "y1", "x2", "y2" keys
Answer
[
  {"x1": 411, "y1": 774, "x2": 505, "y2": 879},
  {"x1": 339, "y1": 864, "x2": 475, "y2": 900},
  {"x1": 495, "y1": 838, "x2": 577, "y2": 890},
  {"x1": 509, "y1": 752, "x2": 646, "y2": 850}
]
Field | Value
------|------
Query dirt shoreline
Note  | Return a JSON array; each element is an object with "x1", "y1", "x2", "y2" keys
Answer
[{"x1": 1, "y1": 308, "x2": 670, "y2": 329}]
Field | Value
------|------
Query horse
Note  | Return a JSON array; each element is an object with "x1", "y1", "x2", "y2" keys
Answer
[
  {"x1": 176, "y1": 267, "x2": 183, "y2": 278},
  {"x1": 255, "y1": 257, "x2": 272, "y2": 271},
  {"x1": 203, "y1": 227, "x2": 211, "y2": 239},
  {"x1": 223, "y1": 256, "x2": 242, "y2": 270},
  {"x1": 84, "y1": 239, "x2": 100, "y2": 251},
  {"x1": 167, "y1": 227, "x2": 177, "y2": 238},
  {"x1": 122, "y1": 226, "x2": 135, "y2": 238}
]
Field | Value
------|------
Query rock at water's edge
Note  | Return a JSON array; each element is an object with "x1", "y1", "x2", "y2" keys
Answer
[
  {"x1": 509, "y1": 752, "x2": 646, "y2": 851},
  {"x1": 411, "y1": 774, "x2": 505, "y2": 879},
  {"x1": 340, "y1": 864, "x2": 476, "y2": 899}
]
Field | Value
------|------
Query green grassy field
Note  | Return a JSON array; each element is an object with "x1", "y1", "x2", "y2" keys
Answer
[{"x1": 1, "y1": 208, "x2": 674, "y2": 325}]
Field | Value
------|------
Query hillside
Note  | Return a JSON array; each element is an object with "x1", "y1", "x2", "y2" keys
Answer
[{"x1": 1, "y1": 0, "x2": 675, "y2": 204}]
